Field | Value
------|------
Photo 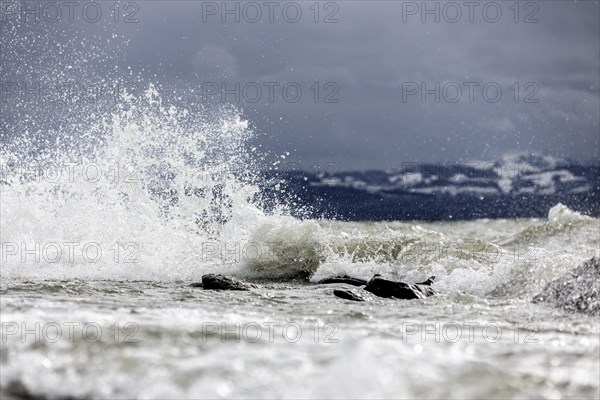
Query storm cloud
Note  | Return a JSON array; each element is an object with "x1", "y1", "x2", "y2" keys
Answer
[{"x1": 2, "y1": 0, "x2": 599, "y2": 169}]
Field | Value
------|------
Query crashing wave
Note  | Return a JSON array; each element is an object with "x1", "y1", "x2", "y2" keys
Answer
[{"x1": 533, "y1": 257, "x2": 600, "y2": 316}]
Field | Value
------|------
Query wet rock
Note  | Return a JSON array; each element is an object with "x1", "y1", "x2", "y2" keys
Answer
[
  {"x1": 318, "y1": 276, "x2": 368, "y2": 286},
  {"x1": 532, "y1": 257, "x2": 599, "y2": 316},
  {"x1": 333, "y1": 289, "x2": 368, "y2": 302},
  {"x1": 416, "y1": 276, "x2": 436, "y2": 286},
  {"x1": 364, "y1": 274, "x2": 436, "y2": 300},
  {"x1": 200, "y1": 274, "x2": 257, "y2": 291}
]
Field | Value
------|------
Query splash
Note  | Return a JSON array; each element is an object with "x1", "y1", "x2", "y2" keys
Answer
[
  {"x1": 0, "y1": 85, "x2": 318, "y2": 280},
  {"x1": 1, "y1": 88, "x2": 598, "y2": 291}
]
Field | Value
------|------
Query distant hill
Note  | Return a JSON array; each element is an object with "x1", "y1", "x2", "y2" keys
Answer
[{"x1": 259, "y1": 154, "x2": 600, "y2": 221}]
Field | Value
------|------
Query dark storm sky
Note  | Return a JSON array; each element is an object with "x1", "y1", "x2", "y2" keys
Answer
[{"x1": 3, "y1": 0, "x2": 600, "y2": 169}]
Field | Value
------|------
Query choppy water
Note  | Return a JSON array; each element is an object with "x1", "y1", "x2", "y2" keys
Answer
[{"x1": 1, "y1": 88, "x2": 599, "y2": 399}]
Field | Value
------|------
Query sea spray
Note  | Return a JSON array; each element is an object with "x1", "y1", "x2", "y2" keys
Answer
[
  {"x1": 1, "y1": 85, "x2": 319, "y2": 280},
  {"x1": 1, "y1": 85, "x2": 598, "y2": 290}
]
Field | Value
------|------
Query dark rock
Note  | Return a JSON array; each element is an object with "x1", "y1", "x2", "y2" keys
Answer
[
  {"x1": 364, "y1": 274, "x2": 436, "y2": 299},
  {"x1": 317, "y1": 275, "x2": 368, "y2": 286},
  {"x1": 415, "y1": 283, "x2": 436, "y2": 297},
  {"x1": 200, "y1": 274, "x2": 257, "y2": 291},
  {"x1": 417, "y1": 276, "x2": 436, "y2": 286},
  {"x1": 532, "y1": 257, "x2": 599, "y2": 316},
  {"x1": 189, "y1": 282, "x2": 203, "y2": 288},
  {"x1": 333, "y1": 289, "x2": 367, "y2": 302}
]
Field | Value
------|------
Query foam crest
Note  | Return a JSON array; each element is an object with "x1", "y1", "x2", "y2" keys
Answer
[{"x1": 0, "y1": 86, "x2": 279, "y2": 280}]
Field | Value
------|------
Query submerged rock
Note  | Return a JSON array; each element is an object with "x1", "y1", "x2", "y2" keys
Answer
[
  {"x1": 364, "y1": 274, "x2": 436, "y2": 299},
  {"x1": 318, "y1": 276, "x2": 368, "y2": 286},
  {"x1": 416, "y1": 276, "x2": 436, "y2": 286},
  {"x1": 333, "y1": 289, "x2": 368, "y2": 302},
  {"x1": 532, "y1": 257, "x2": 600, "y2": 316},
  {"x1": 199, "y1": 274, "x2": 257, "y2": 291},
  {"x1": 191, "y1": 273, "x2": 436, "y2": 300},
  {"x1": 327, "y1": 274, "x2": 437, "y2": 300}
]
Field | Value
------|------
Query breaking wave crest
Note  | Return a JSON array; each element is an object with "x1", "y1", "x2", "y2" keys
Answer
[
  {"x1": 1, "y1": 86, "x2": 301, "y2": 280},
  {"x1": 1, "y1": 87, "x2": 599, "y2": 301}
]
